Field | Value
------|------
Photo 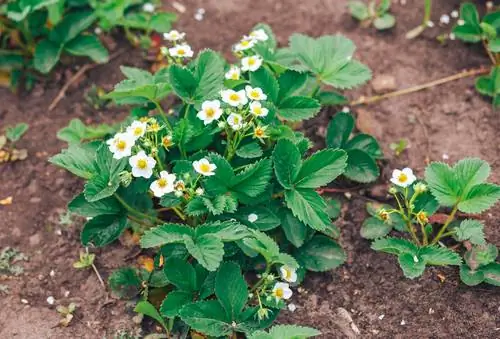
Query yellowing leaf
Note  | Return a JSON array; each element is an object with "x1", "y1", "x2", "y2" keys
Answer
[{"x1": 0, "y1": 196, "x2": 13, "y2": 205}]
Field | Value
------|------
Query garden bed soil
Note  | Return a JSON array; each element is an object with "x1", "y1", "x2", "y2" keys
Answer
[{"x1": 1, "y1": 0, "x2": 499, "y2": 338}]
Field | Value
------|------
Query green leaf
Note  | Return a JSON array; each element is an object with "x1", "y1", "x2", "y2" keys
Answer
[
  {"x1": 344, "y1": 149, "x2": 380, "y2": 183},
  {"x1": 317, "y1": 91, "x2": 348, "y2": 106},
  {"x1": 168, "y1": 64, "x2": 197, "y2": 101},
  {"x1": 160, "y1": 290, "x2": 193, "y2": 318},
  {"x1": 278, "y1": 96, "x2": 321, "y2": 121},
  {"x1": 249, "y1": 324, "x2": 321, "y2": 339},
  {"x1": 179, "y1": 300, "x2": 232, "y2": 336},
  {"x1": 285, "y1": 188, "x2": 331, "y2": 231},
  {"x1": 49, "y1": 142, "x2": 98, "y2": 179},
  {"x1": 457, "y1": 183, "x2": 500, "y2": 214},
  {"x1": 83, "y1": 145, "x2": 127, "y2": 202},
  {"x1": 294, "y1": 149, "x2": 347, "y2": 188},
  {"x1": 345, "y1": 134, "x2": 383, "y2": 159},
  {"x1": 56, "y1": 119, "x2": 114, "y2": 144},
  {"x1": 185, "y1": 235, "x2": 224, "y2": 271},
  {"x1": 215, "y1": 262, "x2": 248, "y2": 321},
  {"x1": 278, "y1": 70, "x2": 308, "y2": 100},
  {"x1": 460, "y1": 2, "x2": 480, "y2": 27},
  {"x1": 108, "y1": 267, "x2": 142, "y2": 299},
  {"x1": 236, "y1": 142, "x2": 263, "y2": 159},
  {"x1": 135, "y1": 300, "x2": 168, "y2": 331},
  {"x1": 5, "y1": 123, "x2": 28, "y2": 142},
  {"x1": 250, "y1": 67, "x2": 279, "y2": 104},
  {"x1": 348, "y1": 1, "x2": 370, "y2": 21},
  {"x1": 482, "y1": 263, "x2": 500, "y2": 286},
  {"x1": 49, "y1": 10, "x2": 96, "y2": 44},
  {"x1": 64, "y1": 35, "x2": 109, "y2": 63},
  {"x1": 371, "y1": 237, "x2": 418, "y2": 255},
  {"x1": 163, "y1": 257, "x2": 197, "y2": 291},
  {"x1": 33, "y1": 39, "x2": 62, "y2": 73},
  {"x1": 425, "y1": 162, "x2": 459, "y2": 206},
  {"x1": 326, "y1": 112, "x2": 354, "y2": 148},
  {"x1": 279, "y1": 208, "x2": 308, "y2": 248},
  {"x1": 231, "y1": 159, "x2": 272, "y2": 199},
  {"x1": 360, "y1": 217, "x2": 392, "y2": 239},
  {"x1": 81, "y1": 214, "x2": 127, "y2": 247},
  {"x1": 68, "y1": 193, "x2": 122, "y2": 217},
  {"x1": 295, "y1": 235, "x2": 345, "y2": 272},
  {"x1": 419, "y1": 246, "x2": 462, "y2": 266},
  {"x1": 452, "y1": 24, "x2": 482, "y2": 42},
  {"x1": 232, "y1": 206, "x2": 280, "y2": 231},
  {"x1": 398, "y1": 253, "x2": 425, "y2": 279},
  {"x1": 272, "y1": 139, "x2": 302, "y2": 189},
  {"x1": 459, "y1": 264, "x2": 485, "y2": 286},
  {"x1": 195, "y1": 221, "x2": 251, "y2": 242},
  {"x1": 193, "y1": 49, "x2": 225, "y2": 102},
  {"x1": 373, "y1": 14, "x2": 395, "y2": 30},
  {"x1": 140, "y1": 224, "x2": 194, "y2": 248},
  {"x1": 322, "y1": 60, "x2": 372, "y2": 90},
  {"x1": 455, "y1": 219, "x2": 486, "y2": 245}
]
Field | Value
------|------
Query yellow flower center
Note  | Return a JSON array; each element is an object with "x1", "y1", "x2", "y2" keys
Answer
[
  {"x1": 248, "y1": 58, "x2": 256, "y2": 66},
  {"x1": 251, "y1": 90, "x2": 259, "y2": 99},
  {"x1": 162, "y1": 136, "x2": 172, "y2": 148},
  {"x1": 149, "y1": 122, "x2": 160, "y2": 132},
  {"x1": 274, "y1": 288, "x2": 284, "y2": 298},
  {"x1": 231, "y1": 73, "x2": 239, "y2": 80},
  {"x1": 253, "y1": 107, "x2": 262, "y2": 115},
  {"x1": 178, "y1": 49, "x2": 185, "y2": 55},
  {"x1": 241, "y1": 40, "x2": 250, "y2": 47},
  {"x1": 200, "y1": 163, "x2": 211, "y2": 173},
  {"x1": 233, "y1": 116, "x2": 240, "y2": 124},
  {"x1": 255, "y1": 128, "x2": 264, "y2": 137},
  {"x1": 157, "y1": 178, "x2": 168, "y2": 188},
  {"x1": 398, "y1": 173, "x2": 408, "y2": 183},
  {"x1": 284, "y1": 269, "x2": 291, "y2": 280},
  {"x1": 137, "y1": 159, "x2": 147, "y2": 169},
  {"x1": 205, "y1": 107, "x2": 215, "y2": 118},
  {"x1": 117, "y1": 140, "x2": 127, "y2": 151},
  {"x1": 229, "y1": 93, "x2": 240, "y2": 101},
  {"x1": 133, "y1": 127, "x2": 143, "y2": 136}
]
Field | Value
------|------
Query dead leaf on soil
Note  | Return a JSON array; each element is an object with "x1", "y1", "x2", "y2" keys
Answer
[{"x1": 0, "y1": 196, "x2": 13, "y2": 205}]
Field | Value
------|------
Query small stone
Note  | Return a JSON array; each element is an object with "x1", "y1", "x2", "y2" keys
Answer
[
  {"x1": 429, "y1": 308, "x2": 435, "y2": 314},
  {"x1": 309, "y1": 294, "x2": 318, "y2": 308},
  {"x1": 326, "y1": 284, "x2": 335, "y2": 292},
  {"x1": 47, "y1": 296, "x2": 55, "y2": 305},
  {"x1": 12, "y1": 227, "x2": 22, "y2": 237},
  {"x1": 356, "y1": 109, "x2": 383, "y2": 139},
  {"x1": 29, "y1": 233, "x2": 41, "y2": 246},
  {"x1": 29, "y1": 197, "x2": 41, "y2": 204},
  {"x1": 401, "y1": 319, "x2": 406, "y2": 325},
  {"x1": 21, "y1": 299, "x2": 28, "y2": 304},
  {"x1": 64, "y1": 290, "x2": 70, "y2": 297},
  {"x1": 132, "y1": 313, "x2": 144, "y2": 325},
  {"x1": 378, "y1": 314, "x2": 385, "y2": 320},
  {"x1": 371, "y1": 75, "x2": 397, "y2": 94},
  {"x1": 50, "y1": 270, "x2": 56, "y2": 278}
]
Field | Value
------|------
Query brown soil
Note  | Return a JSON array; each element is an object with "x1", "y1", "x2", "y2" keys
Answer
[{"x1": 1, "y1": 0, "x2": 499, "y2": 338}]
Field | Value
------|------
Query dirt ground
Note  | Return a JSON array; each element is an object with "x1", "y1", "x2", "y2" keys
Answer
[{"x1": 1, "y1": 0, "x2": 499, "y2": 338}]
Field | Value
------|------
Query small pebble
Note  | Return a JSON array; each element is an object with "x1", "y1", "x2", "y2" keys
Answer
[
  {"x1": 378, "y1": 314, "x2": 385, "y2": 320},
  {"x1": 47, "y1": 296, "x2": 55, "y2": 305},
  {"x1": 342, "y1": 106, "x2": 350, "y2": 113},
  {"x1": 288, "y1": 303, "x2": 297, "y2": 312},
  {"x1": 440, "y1": 14, "x2": 450, "y2": 25},
  {"x1": 429, "y1": 308, "x2": 435, "y2": 314},
  {"x1": 64, "y1": 290, "x2": 70, "y2": 297},
  {"x1": 344, "y1": 192, "x2": 352, "y2": 199},
  {"x1": 427, "y1": 21, "x2": 435, "y2": 28},
  {"x1": 451, "y1": 10, "x2": 459, "y2": 18},
  {"x1": 49, "y1": 270, "x2": 55, "y2": 278},
  {"x1": 442, "y1": 153, "x2": 450, "y2": 160},
  {"x1": 21, "y1": 299, "x2": 28, "y2": 304},
  {"x1": 401, "y1": 319, "x2": 406, "y2": 325},
  {"x1": 194, "y1": 12, "x2": 204, "y2": 21}
]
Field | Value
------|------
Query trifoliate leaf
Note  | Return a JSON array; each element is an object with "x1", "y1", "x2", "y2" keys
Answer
[
  {"x1": 108, "y1": 267, "x2": 142, "y2": 299},
  {"x1": 163, "y1": 257, "x2": 197, "y2": 292},
  {"x1": 295, "y1": 235, "x2": 345, "y2": 272},
  {"x1": 81, "y1": 214, "x2": 127, "y2": 247},
  {"x1": 321, "y1": 60, "x2": 372, "y2": 89},
  {"x1": 140, "y1": 223, "x2": 194, "y2": 248},
  {"x1": 179, "y1": 300, "x2": 232, "y2": 336},
  {"x1": 455, "y1": 219, "x2": 486, "y2": 245},
  {"x1": 425, "y1": 162, "x2": 460, "y2": 206},
  {"x1": 184, "y1": 234, "x2": 224, "y2": 271},
  {"x1": 49, "y1": 142, "x2": 99, "y2": 179},
  {"x1": 419, "y1": 245, "x2": 462, "y2": 266}
]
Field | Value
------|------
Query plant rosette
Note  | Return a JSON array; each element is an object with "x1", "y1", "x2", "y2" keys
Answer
[
  {"x1": 361, "y1": 159, "x2": 500, "y2": 285},
  {"x1": 51, "y1": 24, "x2": 378, "y2": 337}
]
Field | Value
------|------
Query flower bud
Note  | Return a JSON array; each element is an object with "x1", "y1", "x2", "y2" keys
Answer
[
  {"x1": 388, "y1": 186, "x2": 398, "y2": 195},
  {"x1": 413, "y1": 182, "x2": 427, "y2": 194},
  {"x1": 119, "y1": 171, "x2": 133, "y2": 187},
  {"x1": 416, "y1": 211, "x2": 428, "y2": 224},
  {"x1": 257, "y1": 307, "x2": 270, "y2": 320}
]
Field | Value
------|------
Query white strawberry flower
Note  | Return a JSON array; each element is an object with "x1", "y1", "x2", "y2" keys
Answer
[
  {"x1": 271, "y1": 282, "x2": 293, "y2": 302},
  {"x1": 245, "y1": 86, "x2": 267, "y2": 101},
  {"x1": 241, "y1": 55, "x2": 263, "y2": 72},
  {"x1": 195, "y1": 188, "x2": 204, "y2": 196},
  {"x1": 225, "y1": 66, "x2": 241, "y2": 80},
  {"x1": 249, "y1": 29, "x2": 269, "y2": 41},
  {"x1": 227, "y1": 113, "x2": 244, "y2": 130},
  {"x1": 390, "y1": 168, "x2": 417, "y2": 188},
  {"x1": 221, "y1": 89, "x2": 248, "y2": 107},
  {"x1": 163, "y1": 30, "x2": 186, "y2": 41},
  {"x1": 129, "y1": 150, "x2": 156, "y2": 178},
  {"x1": 169, "y1": 44, "x2": 194, "y2": 58},
  {"x1": 107, "y1": 132, "x2": 135, "y2": 159},
  {"x1": 193, "y1": 158, "x2": 217, "y2": 176},
  {"x1": 126, "y1": 120, "x2": 148, "y2": 140},
  {"x1": 142, "y1": 3, "x2": 155, "y2": 13},
  {"x1": 150, "y1": 171, "x2": 176, "y2": 197},
  {"x1": 249, "y1": 101, "x2": 269, "y2": 117},
  {"x1": 234, "y1": 36, "x2": 256, "y2": 51},
  {"x1": 197, "y1": 100, "x2": 223, "y2": 125},
  {"x1": 279, "y1": 266, "x2": 298, "y2": 283}
]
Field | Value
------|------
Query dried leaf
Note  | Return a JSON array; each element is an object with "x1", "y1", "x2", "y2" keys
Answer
[{"x1": 0, "y1": 196, "x2": 13, "y2": 205}]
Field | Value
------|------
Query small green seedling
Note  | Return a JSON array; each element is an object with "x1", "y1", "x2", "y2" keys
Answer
[
  {"x1": 73, "y1": 248, "x2": 105, "y2": 287},
  {"x1": 1, "y1": 123, "x2": 29, "y2": 163},
  {"x1": 389, "y1": 139, "x2": 408, "y2": 156},
  {"x1": 451, "y1": 3, "x2": 500, "y2": 107},
  {"x1": 361, "y1": 158, "x2": 500, "y2": 286},
  {"x1": 0, "y1": 247, "x2": 27, "y2": 276},
  {"x1": 56, "y1": 302, "x2": 77, "y2": 327},
  {"x1": 348, "y1": 0, "x2": 395, "y2": 30}
]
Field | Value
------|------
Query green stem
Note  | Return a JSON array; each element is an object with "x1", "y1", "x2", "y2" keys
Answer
[
  {"x1": 431, "y1": 205, "x2": 458, "y2": 245},
  {"x1": 154, "y1": 154, "x2": 164, "y2": 171},
  {"x1": 309, "y1": 80, "x2": 321, "y2": 98},
  {"x1": 420, "y1": 222, "x2": 428, "y2": 245},
  {"x1": 251, "y1": 261, "x2": 272, "y2": 292},
  {"x1": 114, "y1": 193, "x2": 166, "y2": 225},
  {"x1": 423, "y1": 0, "x2": 432, "y2": 26},
  {"x1": 154, "y1": 101, "x2": 172, "y2": 131}
]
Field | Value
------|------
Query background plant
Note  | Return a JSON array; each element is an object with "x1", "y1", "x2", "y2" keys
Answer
[
  {"x1": 361, "y1": 159, "x2": 500, "y2": 286},
  {"x1": 51, "y1": 24, "x2": 376, "y2": 337},
  {"x1": 348, "y1": 0, "x2": 396, "y2": 31},
  {"x1": 0, "y1": 0, "x2": 176, "y2": 89},
  {"x1": 0, "y1": 122, "x2": 29, "y2": 163}
]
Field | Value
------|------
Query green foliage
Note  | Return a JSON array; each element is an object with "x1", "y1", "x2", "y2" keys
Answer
[
  {"x1": 348, "y1": 0, "x2": 396, "y2": 31},
  {"x1": 249, "y1": 325, "x2": 321, "y2": 339},
  {"x1": 326, "y1": 112, "x2": 382, "y2": 183},
  {"x1": 365, "y1": 159, "x2": 499, "y2": 285},
  {"x1": 1, "y1": 0, "x2": 176, "y2": 88},
  {"x1": 51, "y1": 24, "x2": 375, "y2": 337}
]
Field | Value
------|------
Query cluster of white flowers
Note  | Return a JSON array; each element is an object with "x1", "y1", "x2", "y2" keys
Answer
[
  {"x1": 162, "y1": 30, "x2": 194, "y2": 58},
  {"x1": 230, "y1": 28, "x2": 269, "y2": 73},
  {"x1": 196, "y1": 85, "x2": 270, "y2": 142},
  {"x1": 269, "y1": 265, "x2": 297, "y2": 304}
]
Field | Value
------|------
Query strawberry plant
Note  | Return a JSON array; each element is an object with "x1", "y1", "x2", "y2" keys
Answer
[
  {"x1": 0, "y1": 0, "x2": 176, "y2": 89},
  {"x1": 361, "y1": 159, "x2": 500, "y2": 286},
  {"x1": 348, "y1": 0, "x2": 396, "y2": 31},
  {"x1": 451, "y1": 2, "x2": 500, "y2": 107},
  {"x1": 50, "y1": 24, "x2": 376, "y2": 336}
]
